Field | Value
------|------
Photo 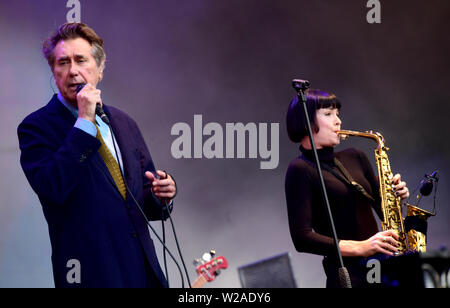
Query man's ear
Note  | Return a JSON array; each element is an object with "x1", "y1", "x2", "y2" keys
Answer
[{"x1": 98, "y1": 59, "x2": 106, "y2": 81}]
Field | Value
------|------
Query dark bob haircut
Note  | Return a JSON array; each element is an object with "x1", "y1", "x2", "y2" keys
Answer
[{"x1": 286, "y1": 89, "x2": 341, "y2": 143}]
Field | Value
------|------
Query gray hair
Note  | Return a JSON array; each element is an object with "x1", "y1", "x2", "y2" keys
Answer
[{"x1": 42, "y1": 23, "x2": 106, "y2": 69}]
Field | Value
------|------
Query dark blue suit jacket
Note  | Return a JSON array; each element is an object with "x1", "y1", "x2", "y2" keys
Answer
[{"x1": 18, "y1": 94, "x2": 170, "y2": 288}]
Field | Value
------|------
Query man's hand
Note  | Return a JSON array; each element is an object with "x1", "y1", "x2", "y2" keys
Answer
[
  {"x1": 145, "y1": 170, "x2": 177, "y2": 201},
  {"x1": 76, "y1": 82, "x2": 102, "y2": 123}
]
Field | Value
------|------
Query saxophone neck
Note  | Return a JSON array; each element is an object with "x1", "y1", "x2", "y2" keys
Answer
[{"x1": 337, "y1": 129, "x2": 386, "y2": 150}]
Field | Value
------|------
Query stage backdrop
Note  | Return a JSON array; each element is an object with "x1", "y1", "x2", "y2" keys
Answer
[{"x1": 0, "y1": 0, "x2": 449, "y2": 288}]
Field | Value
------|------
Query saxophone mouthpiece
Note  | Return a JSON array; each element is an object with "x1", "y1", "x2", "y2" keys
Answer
[{"x1": 337, "y1": 130, "x2": 349, "y2": 140}]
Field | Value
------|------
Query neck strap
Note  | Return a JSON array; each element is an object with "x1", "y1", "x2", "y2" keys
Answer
[{"x1": 321, "y1": 158, "x2": 375, "y2": 203}]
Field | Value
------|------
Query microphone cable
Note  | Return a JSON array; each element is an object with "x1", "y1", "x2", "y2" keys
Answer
[
  {"x1": 107, "y1": 120, "x2": 187, "y2": 288},
  {"x1": 161, "y1": 197, "x2": 192, "y2": 287},
  {"x1": 161, "y1": 207, "x2": 169, "y2": 287},
  {"x1": 408, "y1": 181, "x2": 422, "y2": 207},
  {"x1": 431, "y1": 178, "x2": 438, "y2": 215},
  {"x1": 75, "y1": 81, "x2": 188, "y2": 288}
]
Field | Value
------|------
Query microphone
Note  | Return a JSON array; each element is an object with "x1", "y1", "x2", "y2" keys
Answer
[
  {"x1": 419, "y1": 170, "x2": 439, "y2": 196},
  {"x1": 292, "y1": 79, "x2": 310, "y2": 92},
  {"x1": 75, "y1": 83, "x2": 110, "y2": 124}
]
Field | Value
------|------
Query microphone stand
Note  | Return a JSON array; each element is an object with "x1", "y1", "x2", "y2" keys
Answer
[{"x1": 292, "y1": 79, "x2": 352, "y2": 288}]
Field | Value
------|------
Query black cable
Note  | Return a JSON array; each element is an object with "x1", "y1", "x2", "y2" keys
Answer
[
  {"x1": 158, "y1": 171, "x2": 191, "y2": 287},
  {"x1": 162, "y1": 198, "x2": 192, "y2": 288},
  {"x1": 432, "y1": 180, "x2": 438, "y2": 215},
  {"x1": 408, "y1": 181, "x2": 422, "y2": 207},
  {"x1": 415, "y1": 194, "x2": 423, "y2": 208},
  {"x1": 125, "y1": 179, "x2": 185, "y2": 288},
  {"x1": 161, "y1": 208, "x2": 169, "y2": 287},
  {"x1": 107, "y1": 121, "x2": 186, "y2": 288},
  {"x1": 160, "y1": 171, "x2": 170, "y2": 287}
]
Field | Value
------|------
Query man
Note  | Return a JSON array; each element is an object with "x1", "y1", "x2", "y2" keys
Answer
[{"x1": 17, "y1": 23, "x2": 176, "y2": 288}]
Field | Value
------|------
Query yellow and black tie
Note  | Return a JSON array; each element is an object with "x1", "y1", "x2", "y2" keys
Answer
[{"x1": 96, "y1": 126, "x2": 126, "y2": 200}]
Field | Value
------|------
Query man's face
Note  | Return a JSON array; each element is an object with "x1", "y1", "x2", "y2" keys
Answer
[{"x1": 52, "y1": 37, "x2": 104, "y2": 106}]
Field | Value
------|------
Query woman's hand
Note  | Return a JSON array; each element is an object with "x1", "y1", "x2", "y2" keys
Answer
[
  {"x1": 392, "y1": 173, "x2": 409, "y2": 200},
  {"x1": 339, "y1": 230, "x2": 400, "y2": 257}
]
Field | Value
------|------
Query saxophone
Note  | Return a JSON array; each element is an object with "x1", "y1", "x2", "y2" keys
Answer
[{"x1": 337, "y1": 130, "x2": 434, "y2": 254}]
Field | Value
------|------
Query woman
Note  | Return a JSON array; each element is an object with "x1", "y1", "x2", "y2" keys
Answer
[{"x1": 285, "y1": 89, "x2": 409, "y2": 288}]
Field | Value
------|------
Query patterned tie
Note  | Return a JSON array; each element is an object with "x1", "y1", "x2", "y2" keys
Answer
[{"x1": 96, "y1": 126, "x2": 127, "y2": 200}]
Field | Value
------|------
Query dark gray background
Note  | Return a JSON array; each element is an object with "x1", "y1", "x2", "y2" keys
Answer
[{"x1": 0, "y1": 0, "x2": 449, "y2": 288}]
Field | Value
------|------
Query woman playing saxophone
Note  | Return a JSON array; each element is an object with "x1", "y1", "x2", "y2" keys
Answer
[{"x1": 285, "y1": 89, "x2": 409, "y2": 288}]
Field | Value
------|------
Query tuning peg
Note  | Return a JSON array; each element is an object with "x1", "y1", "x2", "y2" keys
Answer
[
  {"x1": 202, "y1": 252, "x2": 212, "y2": 262},
  {"x1": 193, "y1": 258, "x2": 203, "y2": 266}
]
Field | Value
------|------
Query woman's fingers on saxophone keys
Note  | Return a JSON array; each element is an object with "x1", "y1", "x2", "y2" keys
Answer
[
  {"x1": 368, "y1": 231, "x2": 398, "y2": 256},
  {"x1": 385, "y1": 230, "x2": 400, "y2": 255},
  {"x1": 378, "y1": 231, "x2": 399, "y2": 255},
  {"x1": 391, "y1": 173, "x2": 409, "y2": 199},
  {"x1": 382, "y1": 247, "x2": 397, "y2": 256},
  {"x1": 384, "y1": 230, "x2": 399, "y2": 241},
  {"x1": 377, "y1": 245, "x2": 395, "y2": 256},
  {"x1": 391, "y1": 173, "x2": 401, "y2": 184}
]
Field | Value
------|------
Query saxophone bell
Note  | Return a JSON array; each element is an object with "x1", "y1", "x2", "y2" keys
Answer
[{"x1": 404, "y1": 204, "x2": 435, "y2": 252}]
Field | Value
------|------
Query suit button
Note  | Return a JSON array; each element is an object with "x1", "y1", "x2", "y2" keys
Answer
[
  {"x1": 131, "y1": 232, "x2": 138, "y2": 238},
  {"x1": 79, "y1": 154, "x2": 87, "y2": 162}
]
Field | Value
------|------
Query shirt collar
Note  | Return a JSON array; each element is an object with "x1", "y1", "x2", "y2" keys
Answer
[{"x1": 57, "y1": 92, "x2": 79, "y2": 118}]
